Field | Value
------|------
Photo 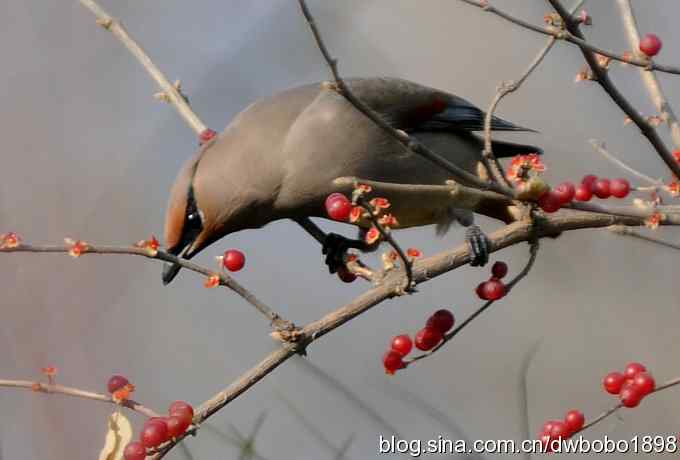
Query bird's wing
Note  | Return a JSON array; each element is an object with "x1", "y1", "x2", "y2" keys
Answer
[
  {"x1": 416, "y1": 97, "x2": 536, "y2": 133},
  {"x1": 345, "y1": 78, "x2": 536, "y2": 133}
]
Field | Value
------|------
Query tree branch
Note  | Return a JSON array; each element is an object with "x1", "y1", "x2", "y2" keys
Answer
[
  {"x1": 616, "y1": 0, "x2": 680, "y2": 150},
  {"x1": 544, "y1": 0, "x2": 680, "y2": 180},
  {"x1": 78, "y1": 0, "x2": 207, "y2": 135},
  {"x1": 0, "y1": 242, "x2": 289, "y2": 328},
  {"x1": 575, "y1": 375, "x2": 680, "y2": 436},
  {"x1": 0, "y1": 379, "x2": 159, "y2": 418},
  {"x1": 458, "y1": 0, "x2": 680, "y2": 75},
  {"x1": 589, "y1": 140, "x2": 662, "y2": 186}
]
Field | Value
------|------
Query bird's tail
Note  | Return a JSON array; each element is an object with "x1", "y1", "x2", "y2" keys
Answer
[{"x1": 491, "y1": 139, "x2": 543, "y2": 158}]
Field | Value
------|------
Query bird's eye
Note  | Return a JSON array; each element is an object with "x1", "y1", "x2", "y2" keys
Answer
[{"x1": 188, "y1": 213, "x2": 197, "y2": 220}]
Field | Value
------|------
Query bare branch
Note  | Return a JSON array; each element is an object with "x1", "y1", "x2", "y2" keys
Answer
[
  {"x1": 483, "y1": 37, "x2": 556, "y2": 187},
  {"x1": 0, "y1": 242, "x2": 288, "y2": 328},
  {"x1": 78, "y1": 0, "x2": 207, "y2": 135},
  {"x1": 589, "y1": 140, "x2": 662, "y2": 186},
  {"x1": 616, "y1": 0, "x2": 680, "y2": 150},
  {"x1": 458, "y1": 0, "x2": 680, "y2": 75},
  {"x1": 481, "y1": 0, "x2": 587, "y2": 187},
  {"x1": 544, "y1": 0, "x2": 680, "y2": 180},
  {"x1": 0, "y1": 379, "x2": 159, "y2": 418},
  {"x1": 609, "y1": 225, "x2": 680, "y2": 251}
]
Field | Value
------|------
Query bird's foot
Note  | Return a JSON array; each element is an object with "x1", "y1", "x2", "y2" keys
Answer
[
  {"x1": 322, "y1": 233, "x2": 367, "y2": 274},
  {"x1": 465, "y1": 225, "x2": 490, "y2": 267}
]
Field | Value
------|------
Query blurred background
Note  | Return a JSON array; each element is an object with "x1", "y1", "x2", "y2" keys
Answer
[{"x1": 1, "y1": 0, "x2": 679, "y2": 458}]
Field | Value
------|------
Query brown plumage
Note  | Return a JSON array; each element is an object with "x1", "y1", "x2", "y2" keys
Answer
[{"x1": 162, "y1": 77, "x2": 541, "y2": 284}]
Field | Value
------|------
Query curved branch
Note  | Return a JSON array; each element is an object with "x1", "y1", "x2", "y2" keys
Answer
[
  {"x1": 459, "y1": 0, "x2": 680, "y2": 75},
  {"x1": 545, "y1": 0, "x2": 680, "y2": 180},
  {"x1": 616, "y1": 0, "x2": 680, "y2": 150},
  {"x1": 78, "y1": 0, "x2": 207, "y2": 135},
  {"x1": 0, "y1": 379, "x2": 159, "y2": 418},
  {"x1": 0, "y1": 243, "x2": 286, "y2": 327}
]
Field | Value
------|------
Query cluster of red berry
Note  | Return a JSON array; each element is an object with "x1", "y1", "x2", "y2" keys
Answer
[
  {"x1": 123, "y1": 400, "x2": 194, "y2": 460},
  {"x1": 538, "y1": 176, "x2": 631, "y2": 213},
  {"x1": 383, "y1": 309, "x2": 455, "y2": 374},
  {"x1": 476, "y1": 261, "x2": 508, "y2": 301},
  {"x1": 108, "y1": 376, "x2": 195, "y2": 460},
  {"x1": 603, "y1": 362, "x2": 656, "y2": 408},
  {"x1": 538, "y1": 409, "x2": 585, "y2": 452}
]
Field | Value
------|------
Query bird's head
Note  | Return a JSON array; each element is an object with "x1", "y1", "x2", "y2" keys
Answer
[{"x1": 161, "y1": 135, "x2": 275, "y2": 285}]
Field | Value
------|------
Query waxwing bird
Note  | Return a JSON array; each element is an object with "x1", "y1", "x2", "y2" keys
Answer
[{"x1": 162, "y1": 77, "x2": 542, "y2": 284}]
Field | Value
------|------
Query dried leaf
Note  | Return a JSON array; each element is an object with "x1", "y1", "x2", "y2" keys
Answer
[{"x1": 98, "y1": 412, "x2": 133, "y2": 460}]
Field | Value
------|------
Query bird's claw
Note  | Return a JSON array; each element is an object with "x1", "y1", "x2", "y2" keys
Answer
[
  {"x1": 465, "y1": 225, "x2": 490, "y2": 267},
  {"x1": 322, "y1": 233, "x2": 365, "y2": 274}
]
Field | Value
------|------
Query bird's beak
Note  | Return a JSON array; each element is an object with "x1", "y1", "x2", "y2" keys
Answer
[{"x1": 161, "y1": 240, "x2": 198, "y2": 285}]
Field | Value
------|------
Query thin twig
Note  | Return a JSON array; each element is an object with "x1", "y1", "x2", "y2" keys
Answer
[
  {"x1": 0, "y1": 242, "x2": 288, "y2": 328},
  {"x1": 78, "y1": 0, "x2": 207, "y2": 135},
  {"x1": 616, "y1": 0, "x2": 680, "y2": 150},
  {"x1": 609, "y1": 225, "x2": 680, "y2": 251},
  {"x1": 458, "y1": 0, "x2": 680, "y2": 75},
  {"x1": 575, "y1": 376, "x2": 680, "y2": 435},
  {"x1": 482, "y1": 0, "x2": 586, "y2": 187},
  {"x1": 483, "y1": 37, "x2": 556, "y2": 187},
  {"x1": 405, "y1": 237, "x2": 539, "y2": 365},
  {"x1": 296, "y1": 0, "x2": 515, "y2": 198},
  {"x1": 589, "y1": 140, "x2": 662, "y2": 186},
  {"x1": 0, "y1": 379, "x2": 159, "y2": 418},
  {"x1": 544, "y1": 0, "x2": 680, "y2": 180},
  {"x1": 355, "y1": 194, "x2": 414, "y2": 292}
]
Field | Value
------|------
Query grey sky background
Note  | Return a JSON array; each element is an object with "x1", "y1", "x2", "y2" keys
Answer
[{"x1": 1, "y1": 1, "x2": 680, "y2": 459}]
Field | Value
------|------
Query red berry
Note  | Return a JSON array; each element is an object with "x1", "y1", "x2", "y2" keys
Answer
[
  {"x1": 582, "y1": 174, "x2": 598, "y2": 189},
  {"x1": 632, "y1": 372, "x2": 656, "y2": 396},
  {"x1": 325, "y1": 193, "x2": 352, "y2": 222},
  {"x1": 479, "y1": 279, "x2": 506, "y2": 301},
  {"x1": 550, "y1": 420, "x2": 569, "y2": 439},
  {"x1": 624, "y1": 362, "x2": 647, "y2": 379},
  {"x1": 491, "y1": 261, "x2": 508, "y2": 279},
  {"x1": 603, "y1": 371, "x2": 625, "y2": 395},
  {"x1": 574, "y1": 184, "x2": 593, "y2": 201},
  {"x1": 123, "y1": 441, "x2": 146, "y2": 460},
  {"x1": 414, "y1": 327, "x2": 443, "y2": 351},
  {"x1": 390, "y1": 334, "x2": 413, "y2": 356},
  {"x1": 592, "y1": 178, "x2": 612, "y2": 199},
  {"x1": 620, "y1": 381, "x2": 644, "y2": 408},
  {"x1": 538, "y1": 191, "x2": 562, "y2": 213},
  {"x1": 141, "y1": 419, "x2": 169, "y2": 448},
  {"x1": 222, "y1": 249, "x2": 245, "y2": 272},
  {"x1": 168, "y1": 401, "x2": 194, "y2": 424},
  {"x1": 166, "y1": 414, "x2": 191, "y2": 438},
  {"x1": 476, "y1": 282, "x2": 488, "y2": 300},
  {"x1": 610, "y1": 178, "x2": 631, "y2": 198},
  {"x1": 336, "y1": 266, "x2": 357, "y2": 283},
  {"x1": 542, "y1": 420, "x2": 560, "y2": 435},
  {"x1": 564, "y1": 410, "x2": 585, "y2": 434},
  {"x1": 426, "y1": 309, "x2": 455, "y2": 334},
  {"x1": 198, "y1": 128, "x2": 217, "y2": 145},
  {"x1": 107, "y1": 375, "x2": 129, "y2": 394},
  {"x1": 553, "y1": 182, "x2": 576, "y2": 205},
  {"x1": 639, "y1": 33, "x2": 662, "y2": 57},
  {"x1": 383, "y1": 350, "x2": 405, "y2": 374}
]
